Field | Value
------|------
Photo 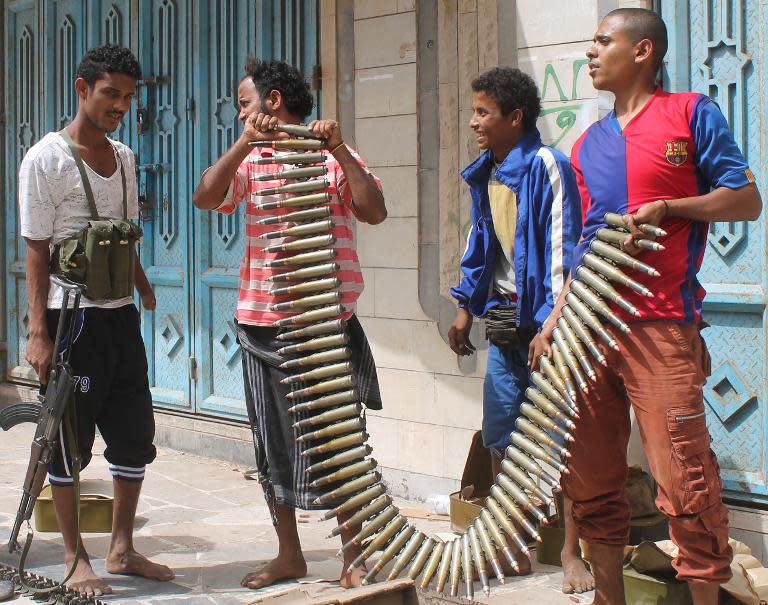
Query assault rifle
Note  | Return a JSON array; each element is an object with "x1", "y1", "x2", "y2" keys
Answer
[{"x1": 1, "y1": 276, "x2": 83, "y2": 553}]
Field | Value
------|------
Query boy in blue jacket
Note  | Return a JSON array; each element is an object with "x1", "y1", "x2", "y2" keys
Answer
[{"x1": 448, "y1": 67, "x2": 589, "y2": 591}]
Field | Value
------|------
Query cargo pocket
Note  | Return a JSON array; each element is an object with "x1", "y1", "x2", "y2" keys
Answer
[{"x1": 667, "y1": 405, "x2": 719, "y2": 515}]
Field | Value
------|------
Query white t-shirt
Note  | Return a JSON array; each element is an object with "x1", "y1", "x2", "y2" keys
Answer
[{"x1": 19, "y1": 132, "x2": 140, "y2": 309}]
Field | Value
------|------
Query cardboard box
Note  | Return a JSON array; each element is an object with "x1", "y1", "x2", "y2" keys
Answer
[
  {"x1": 34, "y1": 479, "x2": 114, "y2": 533},
  {"x1": 449, "y1": 431, "x2": 494, "y2": 533}
]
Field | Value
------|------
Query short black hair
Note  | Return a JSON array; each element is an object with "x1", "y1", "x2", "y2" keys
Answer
[
  {"x1": 606, "y1": 8, "x2": 668, "y2": 69},
  {"x1": 76, "y1": 44, "x2": 141, "y2": 86},
  {"x1": 243, "y1": 57, "x2": 314, "y2": 120},
  {"x1": 471, "y1": 67, "x2": 541, "y2": 131}
]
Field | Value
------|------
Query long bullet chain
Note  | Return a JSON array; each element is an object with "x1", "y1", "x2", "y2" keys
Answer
[
  {"x1": 0, "y1": 562, "x2": 107, "y2": 605},
  {"x1": 253, "y1": 125, "x2": 665, "y2": 598}
]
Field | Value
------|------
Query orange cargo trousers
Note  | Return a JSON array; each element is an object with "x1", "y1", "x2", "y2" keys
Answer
[{"x1": 561, "y1": 321, "x2": 732, "y2": 583}]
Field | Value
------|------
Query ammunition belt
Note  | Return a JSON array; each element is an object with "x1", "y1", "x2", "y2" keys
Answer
[
  {"x1": 485, "y1": 304, "x2": 535, "y2": 347},
  {"x1": 0, "y1": 562, "x2": 107, "y2": 605}
]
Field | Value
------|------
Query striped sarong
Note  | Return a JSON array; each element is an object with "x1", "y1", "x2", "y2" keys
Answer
[{"x1": 236, "y1": 315, "x2": 381, "y2": 511}]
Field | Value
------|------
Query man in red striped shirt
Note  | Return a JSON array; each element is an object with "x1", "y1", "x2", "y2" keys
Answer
[{"x1": 193, "y1": 57, "x2": 386, "y2": 589}]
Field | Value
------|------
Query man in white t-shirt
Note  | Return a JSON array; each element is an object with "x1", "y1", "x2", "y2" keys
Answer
[{"x1": 18, "y1": 44, "x2": 173, "y2": 597}]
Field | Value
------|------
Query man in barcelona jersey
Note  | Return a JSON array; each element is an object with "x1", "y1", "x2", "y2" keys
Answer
[{"x1": 534, "y1": 8, "x2": 762, "y2": 605}]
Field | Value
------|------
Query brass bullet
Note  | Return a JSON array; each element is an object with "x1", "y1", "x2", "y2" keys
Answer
[
  {"x1": 435, "y1": 537, "x2": 454, "y2": 593},
  {"x1": 603, "y1": 211, "x2": 667, "y2": 238},
  {"x1": 255, "y1": 178, "x2": 329, "y2": 197},
  {"x1": 277, "y1": 332, "x2": 349, "y2": 357},
  {"x1": 552, "y1": 333, "x2": 589, "y2": 394},
  {"x1": 251, "y1": 164, "x2": 327, "y2": 183},
  {"x1": 289, "y1": 389, "x2": 359, "y2": 414},
  {"x1": 271, "y1": 277, "x2": 341, "y2": 297},
  {"x1": 310, "y1": 458, "x2": 377, "y2": 489},
  {"x1": 278, "y1": 318, "x2": 346, "y2": 341},
  {"x1": 312, "y1": 471, "x2": 380, "y2": 506},
  {"x1": 490, "y1": 486, "x2": 542, "y2": 541},
  {"x1": 327, "y1": 493, "x2": 391, "y2": 538},
  {"x1": 461, "y1": 532, "x2": 474, "y2": 599},
  {"x1": 551, "y1": 340, "x2": 578, "y2": 400},
  {"x1": 420, "y1": 539, "x2": 446, "y2": 588},
  {"x1": 323, "y1": 483, "x2": 387, "y2": 522},
  {"x1": 516, "y1": 417, "x2": 570, "y2": 460},
  {"x1": 263, "y1": 234, "x2": 336, "y2": 254},
  {"x1": 296, "y1": 415, "x2": 363, "y2": 441},
  {"x1": 570, "y1": 280, "x2": 631, "y2": 334},
  {"x1": 596, "y1": 227, "x2": 665, "y2": 251},
  {"x1": 510, "y1": 432, "x2": 568, "y2": 474},
  {"x1": 292, "y1": 402, "x2": 361, "y2": 430},
  {"x1": 274, "y1": 124, "x2": 323, "y2": 139},
  {"x1": 576, "y1": 265, "x2": 641, "y2": 317},
  {"x1": 582, "y1": 252, "x2": 653, "y2": 297},
  {"x1": 538, "y1": 355, "x2": 569, "y2": 400},
  {"x1": 482, "y1": 501, "x2": 530, "y2": 558},
  {"x1": 501, "y1": 457, "x2": 555, "y2": 506},
  {"x1": 287, "y1": 374, "x2": 355, "y2": 400},
  {"x1": 362, "y1": 524, "x2": 415, "y2": 584},
  {"x1": 474, "y1": 516, "x2": 506, "y2": 582},
  {"x1": 469, "y1": 527, "x2": 490, "y2": 596},
  {"x1": 264, "y1": 248, "x2": 336, "y2": 269},
  {"x1": 557, "y1": 317, "x2": 598, "y2": 380},
  {"x1": 526, "y1": 386, "x2": 577, "y2": 423},
  {"x1": 252, "y1": 151, "x2": 326, "y2": 165},
  {"x1": 300, "y1": 430, "x2": 368, "y2": 457},
  {"x1": 250, "y1": 138, "x2": 325, "y2": 150},
  {"x1": 496, "y1": 473, "x2": 549, "y2": 525},
  {"x1": 387, "y1": 530, "x2": 425, "y2": 580},
  {"x1": 449, "y1": 535, "x2": 463, "y2": 597},
  {"x1": 282, "y1": 361, "x2": 353, "y2": 385},
  {"x1": 268, "y1": 262, "x2": 340, "y2": 283},
  {"x1": 339, "y1": 505, "x2": 398, "y2": 551},
  {"x1": 562, "y1": 305, "x2": 608, "y2": 366},
  {"x1": 565, "y1": 292, "x2": 620, "y2": 351},
  {"x1": 348, "y1": 515, "x2": 407, "y2": 570},
  {"x1": 408, "y1": 537, "x2": 436, "y2": 581},
  {"x1": 520, "y1": 402, "x2": 575, "y2": 439},
  {"x1": 255, "y1": 192, "x2": 332, "y2": 211},
  {"x1": 270, "y1": 290, "x2": 341, "y2": 312},
  {"x1": 273, "y1": 304, "x2": 344, "y2": 328},
  {"x1": 308, "y1": 444, "x2": 373, "y2": 476},
  {"x1": 279, "y1": 346, "x2": 350, "y2": 369},
  {"x1": 263, "y1": 219, "x2": 334, "y2": 240},
  {"x1": 530, "y1": 371, "x2": 567, "y2": 408},
  {"x1": 590, "y1": 239, "x2": 661, "y2": 277},
  {"x1": 505, "y1": 445, "x2": 561, "y2": 490}
]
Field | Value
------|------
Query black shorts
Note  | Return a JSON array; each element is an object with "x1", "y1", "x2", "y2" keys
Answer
[{"x1": 45, "y1": 304, "x2": 156, "y2": 485}]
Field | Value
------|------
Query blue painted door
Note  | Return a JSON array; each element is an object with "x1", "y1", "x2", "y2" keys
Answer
[
  {"x1": 659, "y1": 0, "x2": 767, "y2": 504},
  {"x1": 3, "y1": 0, "x2": 320, "y2": 423}
]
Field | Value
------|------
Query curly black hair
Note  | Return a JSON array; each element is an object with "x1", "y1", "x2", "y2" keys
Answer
[
  {"x1": 471, "y1": 67, "x2": 541, "y2": 132},
  {"x1": 76, "y1": 44, "x2": 141, "y2": 86},
  {"x1": 244, "y1": 56, "x2": 314, "y2": 120}
]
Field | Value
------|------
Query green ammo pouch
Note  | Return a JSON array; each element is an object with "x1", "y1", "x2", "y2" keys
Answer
[{"x1": 52, "y1": 130, "x2": 142, "y2": 301}]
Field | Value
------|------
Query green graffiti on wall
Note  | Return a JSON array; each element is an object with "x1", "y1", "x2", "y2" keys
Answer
[{"x1": 540, "y1": 58, "x2": 590, "y2": 150}]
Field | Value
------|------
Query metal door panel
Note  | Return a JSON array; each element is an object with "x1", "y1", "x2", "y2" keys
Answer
[
  {"x1": 137, "y1": 0, "x2": 193, "y2": 411},
  {"x1": 4, "y1": 0, "x2": 41, "y2": 382},
  {"x1": 660, "y1": 0, "x2": 767, "y2": 504},
  {"x1": 192, "y1": 0, "x2": 255, "y2": 419}
]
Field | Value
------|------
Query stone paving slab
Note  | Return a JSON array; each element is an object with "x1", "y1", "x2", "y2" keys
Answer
[{"x1": 0, "y1": 422, "x2": 593, "y2": 604}]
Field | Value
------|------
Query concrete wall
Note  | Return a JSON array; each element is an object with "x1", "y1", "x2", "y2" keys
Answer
[{"x1": 328, "y1": 0, "x2": 653, "y2": 501}]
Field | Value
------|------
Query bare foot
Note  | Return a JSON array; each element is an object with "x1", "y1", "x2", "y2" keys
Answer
[
  {"x1": 340, "y1": 563, "x2": 367, "y2": 588},
  {"x1": 241, "y1": 554, "x2": 307, "y2": 589},
  {"x1": 562, "y1": 550, "x2": 594, "y2": 594},
  {"x1": 65, "y1": 555, "x2": 114, "y2": 598},
  {"x1": 106, "y1": 548, "x2": 175, "y2": 581}
]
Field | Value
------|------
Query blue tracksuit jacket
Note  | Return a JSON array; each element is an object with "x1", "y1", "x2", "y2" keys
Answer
[{"x1": 450, "y1": 128, "x2": 582, "y2": 328}]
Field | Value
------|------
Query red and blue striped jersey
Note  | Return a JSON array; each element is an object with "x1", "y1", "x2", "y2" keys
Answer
[{"x1": 571, "y1": 88, "x2": 755, "y2": 323}]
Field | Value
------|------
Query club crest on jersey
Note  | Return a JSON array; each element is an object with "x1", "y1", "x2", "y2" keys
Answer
[{"x1": 665, "y1": 140, "x2": 689, "y2": 166}]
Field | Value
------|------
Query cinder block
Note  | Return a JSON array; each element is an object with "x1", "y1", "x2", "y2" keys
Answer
[
  {"x1": 516, "y1": 0, "x2": 598, "y2": 48},
  {"x1": 443, "y1": 426, "x2": 476, "y2": 478},
  {"x1": 399, "y1": 420, "x2": 444, "y2": 476},
  {"x1": 354, "y1": 0, "x2": 398, "y2": 20},
  {"x1": 435, "y1": 373, "x2": 483, "y2": 430},
  {"x1": 355, "y1": 64, "x2": 417, "y2": 118},
  {"x1": 356, "y1": 114, "x2": 417, "y2": 167},
  {"x1": 374, "y1": 166, "x2": 417, "y2": 218},
  {"x1": 377, "y1": 367, "x2": 437, "y2": 425},
  {"x1": 373, "y1": 268, "x2": 430, "y2": 321},
  {"x1": 356, "y1": 267, "x2": 375, "y2": 317},
  {"x1": 357, "y1": 217, "x2": 417, "y2": 269},
  {"x1": 354, "y1": 12, "x2": 416, "y2": 69},
  {"x1": 366, "y1": 415, "x2": 400, "y2": 469}
]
